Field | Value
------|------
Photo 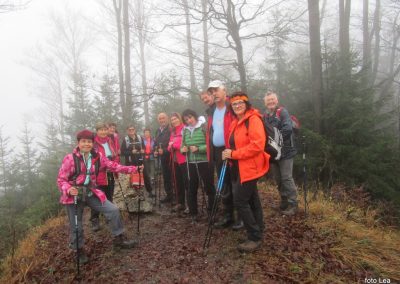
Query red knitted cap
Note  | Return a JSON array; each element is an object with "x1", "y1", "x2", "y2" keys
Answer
[{"x1": 76, "y1": 129, "x2": 94, "y2": 141}]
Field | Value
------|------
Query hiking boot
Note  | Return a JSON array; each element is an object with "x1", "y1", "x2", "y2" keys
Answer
[
  {"x1": 237, "y1": 240, "x2": 261, "y2": 253},
  {"x1": 113, "y1": 234, "x2": 138, "y2": 250},
  {"x1": 271, "y1": 199, "x2": 289, "y2": 211},
  {"x1": 282, "y1": 203, "x2": 298, "y2": 216},
  {"x1": 91, "y1": 219, "x2": 100, "y2": 232},
  {"x1": 78, "y1": 250, "x2": 89, "y2": 264},
  {"x1": 171, "y1": 204, "x2": 184, "y2": 212},
  {"x1": 214, "y1": 216, "x2": 233, "y2": 229},
  {"x1": 160, "y1": 195, "x2": 173, "y2": 204},
  {"x1": 232, "y1": 220, "x2": 244, "y2": 231}
]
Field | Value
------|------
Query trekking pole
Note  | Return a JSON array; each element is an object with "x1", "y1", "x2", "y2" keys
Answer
[
  {"x1": 137, "y1": 164, "x2": 142, "y2": 237},
  {"x1": 302, "y1": 136, "x2": 308, "y2": 218},
  {"x1": 73, "y1": 195, "x2": 80, "y2": 277},
  {"x1": 157, "y1": 143, "x2": 162, "y2": 209},
  {"x1": 193, "y1": 152, "x2": 207, "y2": 216},
  {"x1": 203, "y1": 160, "x2": 227, "y2": 252}
]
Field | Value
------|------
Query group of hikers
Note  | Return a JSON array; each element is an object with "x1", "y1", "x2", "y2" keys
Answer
[{"x1": 57, "y1": 80, "x2": 299, "y2": 265}]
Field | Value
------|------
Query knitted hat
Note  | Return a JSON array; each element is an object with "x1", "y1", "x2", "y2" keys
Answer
[{"x1": 76, "y1": 129, "x2": 94, "y2": 141}]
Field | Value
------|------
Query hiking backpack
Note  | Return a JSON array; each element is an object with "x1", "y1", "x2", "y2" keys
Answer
[{"x1": 70, "y1": 153, "x2": 100, "y2": 184}]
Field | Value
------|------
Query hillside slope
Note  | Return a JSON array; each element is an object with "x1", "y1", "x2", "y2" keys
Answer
[{"x1": 1, "y1": 183, "x2": 399, "y2": 283}]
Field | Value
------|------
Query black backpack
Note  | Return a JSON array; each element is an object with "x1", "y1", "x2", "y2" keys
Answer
[{"x1": 70, "y1": 153, "x2": 100, "y2": 184}]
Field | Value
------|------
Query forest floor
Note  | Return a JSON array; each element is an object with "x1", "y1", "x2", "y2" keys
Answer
[{"x1": 1, "y1": 182, "x2": 399, "y2": 283}]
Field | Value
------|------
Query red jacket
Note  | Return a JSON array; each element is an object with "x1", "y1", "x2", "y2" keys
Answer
[
  {"x1": 228, "y1": 108, "x2": 270, "y2": 183},
  {"x1": 206, "y1": 102, "x2": 235, "y2": 162}
]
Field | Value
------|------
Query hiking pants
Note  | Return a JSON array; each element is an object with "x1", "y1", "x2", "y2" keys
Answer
[
  {"x1": 66, "y1": 196, "x2": 124, "y2": 250},
  {"x1": 143, "y1": 159, "x2": 155, "y2": 193},
  {"x1": 171, "y1": 162, "x2": 187, "y2": 206},
  {"x1": 161, "y1": 154, "x2": 173, "y2": 197},
  {"x1": 214, "y1": 146, "x2": 234, "y2": 219},
  {"x1": 186, "y1": 162, "x2": 216, "y2": 216},
  {"x1": 271, "y1": 158, "x2": 298, "y2": 205},
  {"x1": 232, "y1": 178, "x2": 264, "y2": 242},
  {"x1": 90, "y1": 172, "x2": 115, "y2": 222}
]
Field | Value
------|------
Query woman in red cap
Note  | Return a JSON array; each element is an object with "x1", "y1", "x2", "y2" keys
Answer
[{"x1": 57, "y1": 129, "x2": 143, "y2": 264}]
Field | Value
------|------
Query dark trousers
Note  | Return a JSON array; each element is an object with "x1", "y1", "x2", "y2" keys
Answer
[
  {"x1": 186, "y1": 162, "x2": 216, "y2": 216},
  {"x1": 161, "y1": 154, "x2": 172, "y2": 197},
  {"x1": 143, "y1": 159, "x2": 155, "y2": 193},
  {"x1": 171, "y1": 162, "x2": 187, "y2": 206},
  {"x1": 90, "y1": 172, "x2": 114, "y2": 222},
  {"x1": 232, "y1": 178, "x2": 264, "y2": 242},
  {"x1": 213, "y1": 146, "x2": 234, "y2": 218}
]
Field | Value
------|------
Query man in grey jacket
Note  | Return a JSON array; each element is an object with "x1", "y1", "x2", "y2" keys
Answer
[{"x1": 264, "y1": 91, "x2": 298, "y2": 216}]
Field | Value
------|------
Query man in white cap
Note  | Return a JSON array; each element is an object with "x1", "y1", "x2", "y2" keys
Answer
[{"x1": 204, "y1": 80, "x2": 243, "y2": 230}]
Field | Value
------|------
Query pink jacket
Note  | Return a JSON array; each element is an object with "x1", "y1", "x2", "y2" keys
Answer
[
  {"x1": 94, "y1": 135, "x2": 119, "y2": 185},
  {"x1": 57, "y1": 147, "x2": 137, "y2": 205},
  {"x1": 168, "y1": 124, "x2": 186, "y2": 165}
]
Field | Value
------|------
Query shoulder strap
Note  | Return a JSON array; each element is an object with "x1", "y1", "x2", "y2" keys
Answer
[
  {"x1": 94, "y1": 155, "x2": 100, "y2": 177},
  {"x1": 70, "y1": 153, "x2": 81, "y2": 183}
]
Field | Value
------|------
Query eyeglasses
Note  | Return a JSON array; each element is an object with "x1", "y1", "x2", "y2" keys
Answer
[{"x1": 231, "y1": 101, "x2": 245, "y2": 108}]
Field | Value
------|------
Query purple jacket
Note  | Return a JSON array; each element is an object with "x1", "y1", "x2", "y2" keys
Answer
[{"x1": 57, "y1": 147, "x2": 138, "y2": 205}]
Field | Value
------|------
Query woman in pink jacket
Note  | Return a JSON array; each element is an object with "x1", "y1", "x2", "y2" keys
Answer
[
  {"x1": 57, "y1": 129, "x2": 142, "y2": 264},
  {"x1": 168, "y1": 112, "x2": 188, "y2": 213}
]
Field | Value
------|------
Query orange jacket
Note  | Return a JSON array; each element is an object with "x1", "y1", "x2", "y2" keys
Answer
[{"x1": 228, "y1": 108, "x2": 270, "y2": 183}]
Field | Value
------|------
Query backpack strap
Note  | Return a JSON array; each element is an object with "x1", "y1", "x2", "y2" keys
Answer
[{"x1": 70, "y1": 153, "x2": 81, "y2": 185}]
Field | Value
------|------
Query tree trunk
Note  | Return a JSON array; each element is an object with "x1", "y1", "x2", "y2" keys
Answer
[
  {"x1": 308, "y1": 0, "x2": 323, "y2": 134},
  {"x1": 135, "y1": 0, "x2": 149, "y2": 126},
  {"x1": 113, "y1": 0, "x2": 125, "y2": 121},
  {"x1": 362, "y1": 0, "x2": 371, "y2": 83},
  {"x1": 227, "y1": 0, "x2": 247, "y2": 92},
  {"x1": 182, "y1": 0, "x2": 197, "y2": 102},
  {"x1": 371, "y1": 0, "x2": 381, "y2": 84},
  {"x1": 201, "y1": 0, "x2": 210, "y2": 90},
  {"x1": 339, "y1": 0, "x2": 351, "y2": 78},
  {"x1": 123, "y1": 0, "x2": 133, "y2": 126}
]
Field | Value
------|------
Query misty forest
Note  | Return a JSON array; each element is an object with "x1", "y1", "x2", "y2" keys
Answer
[{"x1": 0, "y1": 0, "x2": 400, "y2": 283}]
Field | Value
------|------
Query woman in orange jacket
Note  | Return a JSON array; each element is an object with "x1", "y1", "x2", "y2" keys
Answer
[{"x1": 222, "y1": 91, "x2": 270, "y2": 253}]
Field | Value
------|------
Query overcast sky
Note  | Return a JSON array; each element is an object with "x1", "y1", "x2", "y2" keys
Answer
[{"x1": 0, "y1": 0, "x2": 97, "y2": 140}]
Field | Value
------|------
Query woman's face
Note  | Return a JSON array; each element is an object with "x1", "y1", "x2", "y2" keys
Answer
[
  {"x1": 144, "y1": 130, "x2": 151, "y2": 139},
  {"x1": 184, "y1": 115, "x2": 197, "y2": 127},
  {"x1": 231, "y1": 100, "x2": 246, "y2": 117},
  {"x1": 97, "y1": 127, "x2": 109, "y2": 138},
  {"x1": 170, "y1": 116, "x2": 181, "y2": 128},
  {"x1": 78, "y1": 138, "x2": 94, "y2": 153}
]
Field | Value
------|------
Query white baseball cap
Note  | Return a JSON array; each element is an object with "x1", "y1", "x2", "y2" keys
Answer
[{"x1": 207, "y1": 80, "x2": 225, "y2": 90}]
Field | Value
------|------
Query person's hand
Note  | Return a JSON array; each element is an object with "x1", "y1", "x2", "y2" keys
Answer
[
  {"x1": 132, "y1": 149, "x2": 137, "y2": 154},
  {"x1": 168, "y1": 141, "x2": 174, "y2": 147},
  {"x1": 181, "y1": 146, "x2": 188, "y2": 153},
  {"x1": 189, "y1": 145, "x2": 198, "y2": 153},
  {"x1": 222, "y1": 149, "x2": 232, "y2": 160},
  {"x1": 68, "y1": 187, "x2": 78, "y2": 196}
]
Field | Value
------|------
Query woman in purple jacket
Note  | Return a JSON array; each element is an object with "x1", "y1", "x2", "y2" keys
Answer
[{"x1": 57, "y1": 130, "x2": 142, "y2": 264}]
